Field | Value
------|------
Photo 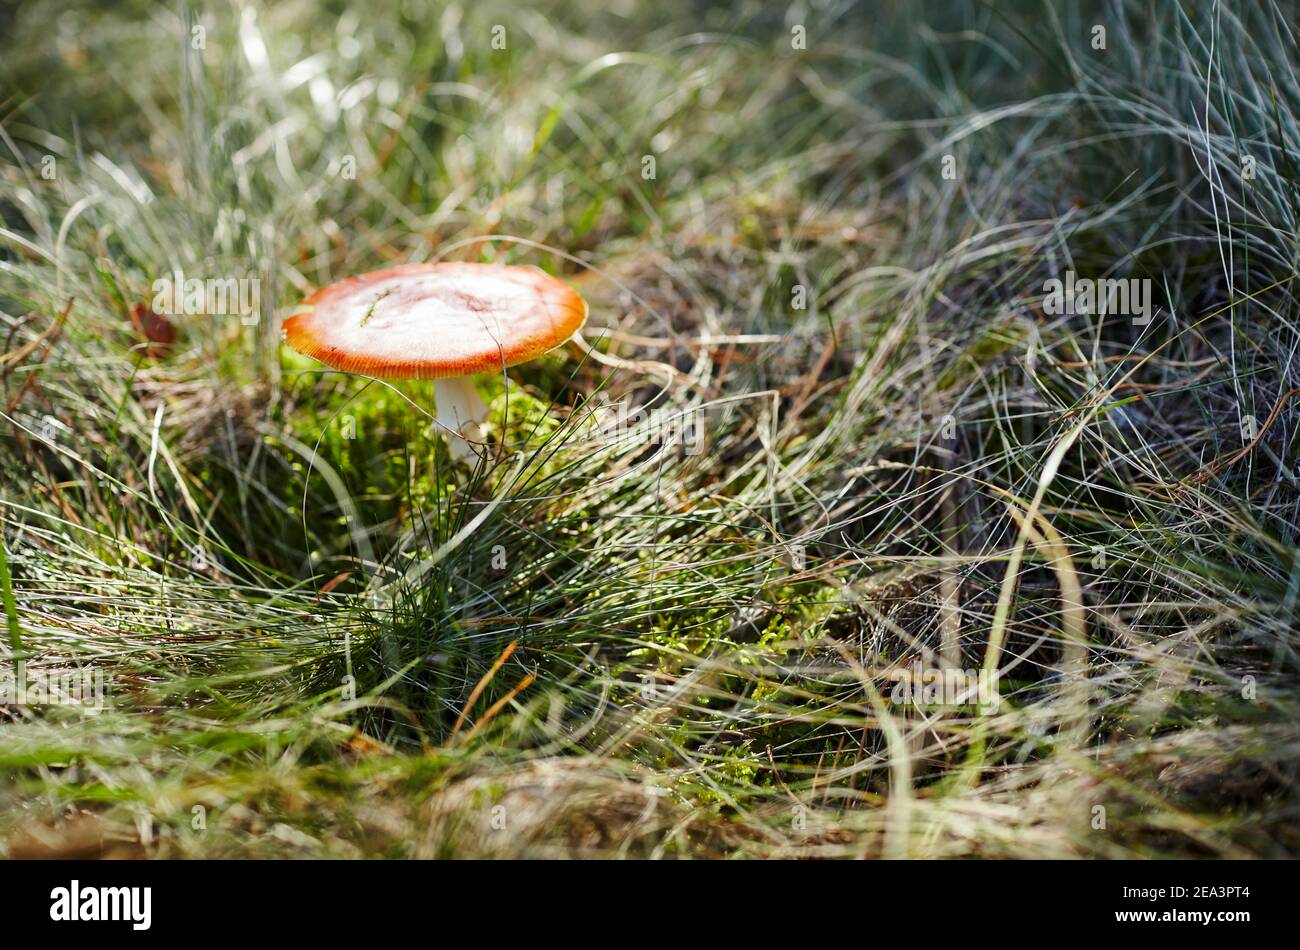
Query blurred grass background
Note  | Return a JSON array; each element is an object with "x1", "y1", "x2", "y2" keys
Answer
[{"x1": 1, "y1": 0, "x2": 1298, "y2": 857}]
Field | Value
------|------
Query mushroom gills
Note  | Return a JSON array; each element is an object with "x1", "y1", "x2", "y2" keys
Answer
[{"x1": 433, "y1": 376, "x2": 490, "y2": 461}]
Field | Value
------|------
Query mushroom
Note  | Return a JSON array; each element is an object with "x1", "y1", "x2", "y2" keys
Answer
[{"x1": 281, "y1": 262, "x2": 587, "y2": 460}]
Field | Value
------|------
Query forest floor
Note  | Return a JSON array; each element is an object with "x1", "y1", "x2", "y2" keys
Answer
[{"x1": 1, "y1": 0, "x2": 1298, "y2": 858}]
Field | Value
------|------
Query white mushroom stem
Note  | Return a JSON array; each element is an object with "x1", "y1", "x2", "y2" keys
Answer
[{"x1": 433, "y1": 375, "x2": 490, "y2": 461}]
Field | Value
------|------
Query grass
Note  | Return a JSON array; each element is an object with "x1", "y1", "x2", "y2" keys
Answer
[{"x1": 0, "y1": 0, "x2": 1298, "y2": 858}]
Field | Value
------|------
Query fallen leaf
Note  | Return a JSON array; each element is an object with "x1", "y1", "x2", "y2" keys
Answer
[{"x1": 129, "y1": 303, "x2": 175, "y2": 358}]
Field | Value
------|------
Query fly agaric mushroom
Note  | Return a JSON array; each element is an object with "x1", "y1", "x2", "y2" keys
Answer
[{"x1": 281, "y1": 262, "x2": 587, "y2": 460}]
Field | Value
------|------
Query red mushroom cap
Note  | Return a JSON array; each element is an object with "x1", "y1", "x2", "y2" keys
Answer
[{"x1": 281, "y1": 262, "x2": 587, "y2": 379}]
